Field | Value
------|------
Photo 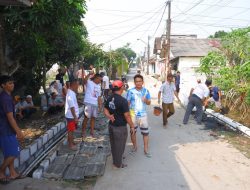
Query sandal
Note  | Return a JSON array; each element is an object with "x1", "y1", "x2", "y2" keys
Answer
[
  {"x1": 144, "y1": 152, "x2": 152, "y2": 158},
  {"x1": 9, "y1": 174, "x2": 26, "y2": 180},
  {"x1": 0, "y1": 177, "x2": 10, "y2": 184}
]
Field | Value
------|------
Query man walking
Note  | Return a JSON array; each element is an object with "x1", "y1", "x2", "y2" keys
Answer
[
  {"x1": 127, "y1": 74, "x2": 151, "y2": 158},
  {"x1": 175, "y1": 71, "x2": 180, "y2": 95},
  {"x1": 82, "y1": 73, "x2": 103, "y2": 137},
  {"x1": 183, "y1": 79, "x2": 211, "y2": 125},
  {"x1": 0, "y1": 75, "x2": 24, "y2": 183},
  {"x1": 158, "y1": 73, "x2": 180, "y2": 128},
  {"x1": 104, "y1": 80, "x2": 135, "y2": 169}
]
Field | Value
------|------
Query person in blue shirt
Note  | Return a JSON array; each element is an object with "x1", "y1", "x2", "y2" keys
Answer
[
  {"x1": 0, "y1": 75, "x2": 24, "y2": 184},
  {"x1": 127, "y1": 74, "x2": 151, "y2": 158}
]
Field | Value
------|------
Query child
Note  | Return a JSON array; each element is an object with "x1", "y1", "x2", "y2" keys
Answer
[{"x1": 65, "y1": 79, "x2": 79, "y2": 150}]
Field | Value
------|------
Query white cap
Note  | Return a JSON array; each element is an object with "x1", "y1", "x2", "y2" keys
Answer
[{"x1": 26, "y1": 95, "x2": 32, "y2": 98}]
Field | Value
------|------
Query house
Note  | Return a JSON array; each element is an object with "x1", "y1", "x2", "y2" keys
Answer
[{"x1": 153, "y1": 36, "x2": 220, "y2": 106}]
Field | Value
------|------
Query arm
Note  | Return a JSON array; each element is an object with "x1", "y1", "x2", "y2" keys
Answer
[
  {"x1": 189, "y1": 88, "x2": 194, "y2": 97},
  {"x1": 124, "y1": 111, "x2": 135, "y2": 135},
  {"x1": 98, "y1": 96, "x2": 102, "y2": 110},
  {"x1": 6, "y1": 113, "x2": 24, "y2": 141},
  {"x1": 103, "y1": 107, "x2": 115, "y2": 123},
  {"x1": 70, "y1": 107, "x2": 78, "y2": 123},
  {"x1": 174, "y1": 91, "x2": 180, "y2": 102},
  {"x1": 83, "y1": 73, "x2": 91, "y2": 85},
  {"x1": 158, "y1": 91, "x2": 161, "y2": 104}
]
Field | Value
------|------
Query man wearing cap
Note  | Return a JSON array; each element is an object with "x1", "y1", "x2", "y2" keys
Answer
[
  {"x1": 0, "y1": 75, "x2": 24, "y2": 183},
  {"x1": 127, "y1": 74, "x2": 151, "y2": 158},
  {"x1": 158, "y1": 73, "x2": 180, "y2": 128},
  {"x1": 22, "y1": 95, "x2": 37, "y2": 118},
  {"x1": 104, "y1": 80, "x2": 135, "y2": 169},
  {"x1": 183, "y1": 79, "x2": 211, "y2": 125}
]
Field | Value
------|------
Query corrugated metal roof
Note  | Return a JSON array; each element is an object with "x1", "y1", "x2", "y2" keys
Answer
[
  {"x1": 0, "y1": 0, "x2": 31, "y2": 6},
  {"x1": 170, "y1": 38, "x2": 220, "y2": 59}
]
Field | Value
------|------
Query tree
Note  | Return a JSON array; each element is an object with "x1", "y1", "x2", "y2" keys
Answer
[{"x1": 2, "y1": 0, "x2": 87, "y2": 95}]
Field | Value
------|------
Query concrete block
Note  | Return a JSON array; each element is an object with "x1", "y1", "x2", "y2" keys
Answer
[
  {"x1": 33, "y1": 166, "x2": 44, "y2": 179},
  {"x1": 48, "y1": 151, "x2": 57, "y2": 163},
  {"x1": 42, "y1": 133, "x2": 49, "y2": 145},
  {"x1": 14, "y1": 158, "x2": 19, "y2": 168},
  {"x1": 60, "y1": 122, "x2": 66, "y2": 130},
  {"x1": 51, "y1": 126, "x2": 58, "y2": 135},
  {"x1": 46, "y1": 129, "x2": 54, "y2": 140},
  {"x1": 20, "y1": 148, "x2": 30, "y2": 164},
  {"x1": 29, "y1": 142, "x2": 38, "y2": 156},
  {"x1": 43, "y1": 164, "x2": 68, "y2": 179},
  {"x1": 40, "y1": 159, "x2": 50, "y2": 171},
  {"x1": 35, "y1": 137, "x2": 43, "y2": 150},
  {"x1": 63, "y1": 166, "x2": 85, "y2": 180}
]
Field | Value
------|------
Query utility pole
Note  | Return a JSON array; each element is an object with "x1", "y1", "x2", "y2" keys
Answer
[
  {"x1": 165, "y1": 0, "x2": 171, "y2": 77},
  {"x1": 147, "y1": 35, "x2": 150, "y2": 75}
]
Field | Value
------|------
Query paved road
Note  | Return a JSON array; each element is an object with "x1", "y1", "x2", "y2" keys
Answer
[{"x1": 94, "y1": 68, "x2": 250, "y2": 190}]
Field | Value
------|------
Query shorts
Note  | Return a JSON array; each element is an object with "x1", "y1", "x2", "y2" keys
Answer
[
  {"x1": 130, "y1": 111, "x2": 149, "y2": 136},
  {"x1": 66, "y1": 118, "x2": 77, "y2": 132},
  {"x1": 208, "y1": 97, "x2": 222, "y2": 108},
  {"x1": 84, "y1": 104, "x2": 98, "y2": 118},
  {"x1": 0, "y1": 135, "x2": 20, "y2": 158}
]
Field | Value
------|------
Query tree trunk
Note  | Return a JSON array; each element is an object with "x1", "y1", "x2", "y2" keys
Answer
[{"x1": 0, "y1": 12, "x2": 6, "y2": 75}]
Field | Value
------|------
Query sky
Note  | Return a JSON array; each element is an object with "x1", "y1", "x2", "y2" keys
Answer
[{"x1": 83, "y1": 0, "x2": 250, "y2": 55}]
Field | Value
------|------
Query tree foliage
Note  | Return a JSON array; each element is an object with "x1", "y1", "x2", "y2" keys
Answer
[
  {"x1": 2, "y1": 0, "x2": 87, "y2": 95},
  {"x1": 199, "y1": 27, "x2": 250, "y2": 119}
]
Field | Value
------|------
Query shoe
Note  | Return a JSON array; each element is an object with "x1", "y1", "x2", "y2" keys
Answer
[
  {"x1": 129, "y1": 147, "x2": 137, "y2": 155},
  {"x1": 144, "y1": 152, "x2": 152, "y2": 158}
]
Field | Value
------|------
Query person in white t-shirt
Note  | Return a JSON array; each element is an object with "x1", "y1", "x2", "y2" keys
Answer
[
  {"x1": 82, "y1": 73, "x2": 103, "y2": 137},
  {"x1": 158, "y1": 73, "x2": 180, "y2": 128},
  {"x1": 100, "y1": 72, "x2": 109, "y2": 101},
  {"x1": 183, "y1": 80, "x2": 211, "y2": 125},
  {"x1": 65, "y1": 79, "x2": 79, "y2": 150}
]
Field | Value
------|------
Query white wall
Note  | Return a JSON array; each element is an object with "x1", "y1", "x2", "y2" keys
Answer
[{"x1": 178, "y1": 57, "x2": 206, "y2": 106}]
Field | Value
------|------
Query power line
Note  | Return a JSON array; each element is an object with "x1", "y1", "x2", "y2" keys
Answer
[
  {"x1": 152, "y1": 1, "x2": 168, "y2": 38},
  {"x1": 87, "y1": 4, "x2": 164, "y2": 31},
  {"x1": 102, "y1": 5, "x2": 166, "y2": 44}
]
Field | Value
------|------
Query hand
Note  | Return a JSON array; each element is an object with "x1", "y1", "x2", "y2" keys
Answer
[
  {"x1": 74, "y1": 117, "x2": 79, "y2": 123},
  {"x1": 142, "y1": 97, "x2": 147, "y2": 103},
  {"x1": 109, "y1": 114, "x2": 115, "y2": 123},
  {"x1": 158, "y1": 99, "x2": 161, "y2": 105},
  {"x1": 130, "y1": 127, "x2": 135, "y2": 136},
  {"x1": 98, "y1": 106, "x2": 102, "y2": 112},
  {"x1": 16, "y1": 130, "x2": 24, "y2": 142}
]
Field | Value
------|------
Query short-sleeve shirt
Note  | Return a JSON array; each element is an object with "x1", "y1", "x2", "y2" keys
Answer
[
  {"x1": 65, "y1": 89, "x2": 79, "y2": 119},
  {"x1": 102, "y1": 76, "x2": 109, "y2": 89},
  {"x1": 0, "y1": 91, "x2": 16, "y2": 136},
  {"x1": 48, "y1": 97, "x2": 63, "y2": 106},
  {"x1": 84, "y1": 80, "x2": 101, "y2": 106},
  {"x1": 105, "y1": 94, "x2": 129, "y2": 126},
  {"x1": 22, "y1": 100, "x2": 34, "y2": 108},
  {"x1": 159, "y1": 82, "x2": 176, "y2": 104},
  {"x1": 127, "y1": 87, "x2": 150, "y2": 117},
  {"x1": 193, "y1": 84, "x2": 210, "y2": 99}
]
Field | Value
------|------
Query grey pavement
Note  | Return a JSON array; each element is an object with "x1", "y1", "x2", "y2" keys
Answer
[{"x1": 93, "y1": 68, "x2": 250, "y2": 190}]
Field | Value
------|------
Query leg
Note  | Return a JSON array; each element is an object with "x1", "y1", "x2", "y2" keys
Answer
[
  {"x1": 68, "y1": 131, "x2": 75, "y2": 148},
  {"x1": 130, "y1": 115, "x2": 137, "y2": 151},
  {"x1": 194, "y1": 99, "x2": 203, "y2": 124},
  {"x1": 143, "y1": 135, "x2": 149, "y2": 154},
  {"x1": 167, "y1": 103, "x2": 175, "y2": 118},
  {"x1": 90, "y1": 117, "x2": 95, "y2": 136},
  {"x1": 112, "y1": 127, "x2": 128, "y2": 168},
  {"x1": 8, "y1": 157, "x2": 19, "y2": 179},
  {"x1": 183, "y1": 97, "x2": 195, "y2": 124},
  {"x1": 162, "y1": 102, "x2": 168, "y2": 125},
  {"x1": 81, "y1": 115, "x2": 88, "y2": 137}
]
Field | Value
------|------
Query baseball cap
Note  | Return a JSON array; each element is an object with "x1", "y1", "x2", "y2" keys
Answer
[
  {"x1": 26, "y1": 95, "x2": 32, "y2": 98},
  {"x1": 112, "y1": 80, "x2": 123, "y2": 89}
]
